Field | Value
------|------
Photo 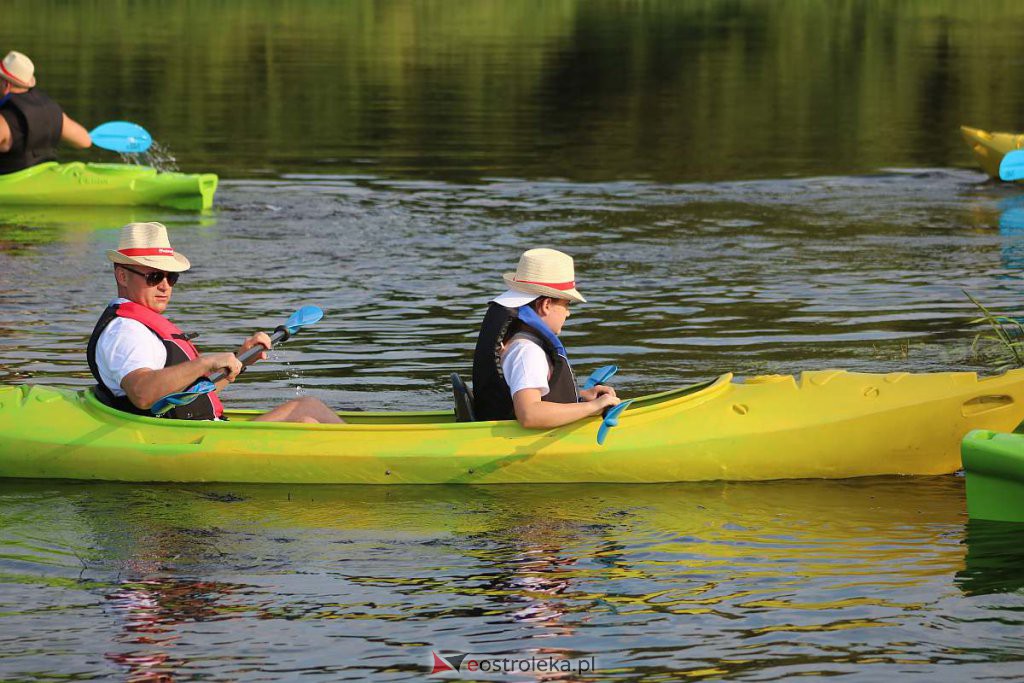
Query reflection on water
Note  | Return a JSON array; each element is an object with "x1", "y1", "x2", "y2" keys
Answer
[
  {"x1": 105, "y1": 579, "x2": 241, "y2": 682},
  {"x1": 957, "y1": 520, "x2": 1024, "y2": 597},
  {"x1": 1, "y1": 478, "x2": 1023, "y2": 679},
  {"x1": 9, "y1": 0, "x2": 1024, "y2": 182},
  {"x1": 999, "y1": 195, "x2": 1024, "y2": 271},
  {"x1": 0, "y1": 208, "x2": 216, "y2": 259}
]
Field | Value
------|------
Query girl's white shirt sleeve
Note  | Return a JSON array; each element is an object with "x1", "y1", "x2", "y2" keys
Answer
[
  {"x1": 501, "y1": 339, "x2": 551, "y2": 398},
  {"x1": 95, "y1": 304, "x2": 167, "y2": 397}
]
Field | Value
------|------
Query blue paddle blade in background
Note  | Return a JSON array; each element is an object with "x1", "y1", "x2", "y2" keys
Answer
[
  {"x1": 999, "y1": 150, "x2": 1024, "y2": 182},
  {"x1": 151, "y1": 379, "x2": 216, "y2": 416},
  {"x1": 285, "y1": 305, "x2": 324, "y2": 334},
  {"x1": 89, "y1": 121, "x2": 153, "y2": 154},
  {"x1": 583, "y1": 364, "x2": 618, "y2": 390},
  {"x1": 597, "y1": 399, "x2": 633, "y2": 446}
]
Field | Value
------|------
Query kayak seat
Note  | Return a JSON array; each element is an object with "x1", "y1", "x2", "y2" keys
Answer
[
  {"x1": 451, "y1": 372, "x2": 476, "y2": 422},
  {"x1": 91, "y1": 384, "x2": 118, "y2": 408}
]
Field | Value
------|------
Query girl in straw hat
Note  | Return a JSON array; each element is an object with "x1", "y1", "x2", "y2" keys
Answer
[
  {"x1": 87, "y1": 222, "x2": 344, "y2": 423},
  {"x1": 472, "y1": 248, "x2": 619, "y2": 428},
  {"x1": 0, "y1": 50, "x2": 92, "y2": 174}
]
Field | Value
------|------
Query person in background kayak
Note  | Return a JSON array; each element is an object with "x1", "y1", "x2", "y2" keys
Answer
[
  {"x1": 86, "y1": 222, "x2": 344, "y2": 423},
  {"x1": 472, "y1": 247, "x2": 619, "y2": 427},
  {"x1": 0, "y1": 50, "x2": 92, "y2": 174}
]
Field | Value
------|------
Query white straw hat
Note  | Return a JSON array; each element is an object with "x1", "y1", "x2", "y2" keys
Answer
[
  {"x1": 495, "y1": 248, "x2": 586, "y2": 305},
  {"x1": 0, "y1": 51, "x2": 35, "y2": 89},
  {"x1": 106, "y1": 222, "x2": 191, "y2": 272}
]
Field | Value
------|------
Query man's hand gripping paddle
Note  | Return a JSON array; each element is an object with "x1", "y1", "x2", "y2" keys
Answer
[{"x1": 150, "y1": 305, "x2": 324, "y2": 416}]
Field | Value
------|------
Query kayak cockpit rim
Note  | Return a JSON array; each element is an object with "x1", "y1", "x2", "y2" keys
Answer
[{"x1": 78, "y1": 373, "x2": 734, "y2": 430}]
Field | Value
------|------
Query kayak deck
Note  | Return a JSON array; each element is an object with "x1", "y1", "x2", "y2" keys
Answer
[
  {"x1": 0, "y1": 161, "x2": 218, "y2": 210},
  {"x1": 960, "y1": 125, "x2": 1024, "y2": 180},
  {"x1": 962, "y1": 429, "x2": 1024, "y2": 522},
  {"x1": 3, "y1": 368, "x2": 1024, "y2": 484}
]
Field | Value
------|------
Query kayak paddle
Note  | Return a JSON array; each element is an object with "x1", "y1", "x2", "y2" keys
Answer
[
  {"x1": 583, "y1": 364, "x2": 618, "y2": 390},
  {"x1": 150, "y1": 378, "x2": 217, "y2": 417},
  {"x1": 208, "y1": 305, "x2": 324, "y2": 383},
  {"x1": 89, "y1": 121, "x2": 153, "y2": 154},
  {"x1": 597, "y1": 399, "x2": 633, "y2": 446},
  {"x1": 999, "y1": 150, "x2": 1024, "y2": 182},
  {"x1": 150, "y1": 305, "x2": 325, "y2": 416}
]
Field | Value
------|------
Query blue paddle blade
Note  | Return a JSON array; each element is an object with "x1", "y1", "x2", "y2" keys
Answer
[
  {"x1": 285, "y1": 305, "x2": 324, "y2": 334},
  {"x1": 999, "y1": 150, "x2": 1024, "y2": 182},
  {"x1": 596, "y1": 399, "x2": 634, "y2": 446},
  {"x1": 89, "y1": 121, "x2": 153, "y2": 153},
  {"x1": 584, "y1": 364, "x2": 618, "y2": 390},
  {"x1": 151, "y1": 379, "x2": 216, "y2": 416}
]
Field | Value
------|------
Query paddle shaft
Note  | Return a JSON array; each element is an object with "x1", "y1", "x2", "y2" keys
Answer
[{"x1": 208, "y1": 325, "x2": 290, "y2": 383}]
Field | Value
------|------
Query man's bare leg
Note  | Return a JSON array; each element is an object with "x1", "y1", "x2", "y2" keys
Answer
[{"x1": 251, "y1": 396, "x2": 344, "y2": 423}]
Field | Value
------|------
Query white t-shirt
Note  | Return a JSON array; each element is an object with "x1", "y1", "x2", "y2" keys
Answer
[
  {"x1": 501, "y1": 335, "x2": 552, "y2": 398},
  {"x1": 95, "y1": 298, "x2": 167, "y2": 397}
]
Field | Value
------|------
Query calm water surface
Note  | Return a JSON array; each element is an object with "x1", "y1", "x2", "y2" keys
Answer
[{"x1": 3, "y1": 1, "x2": 1024, "y2": 680}]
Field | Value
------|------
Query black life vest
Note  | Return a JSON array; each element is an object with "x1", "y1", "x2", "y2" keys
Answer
[
  {"x1": 86, "y1": 301, "x2": 224, "y2": 420},
  {"x1": 471, "y1": 302, "x2": 579, "y2": 421},
  {"x1": 0, "y1": 89, "x2": 63, "y2": 175}
]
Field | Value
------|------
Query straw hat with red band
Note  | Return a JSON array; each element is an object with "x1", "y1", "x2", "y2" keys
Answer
[
  {"x1": 107, "y1": 222, "x2": 191, "y2": 272},
  {"x1": 0, "y1": 51, "x2": 36, "y2": 89},
  {"x1": 493, "y1": 248, "x2": 586, "y2": 308}
]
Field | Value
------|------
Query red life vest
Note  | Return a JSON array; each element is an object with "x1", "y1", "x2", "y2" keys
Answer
[{"x1": 86, "y1": 301, "x2": 224, "y2": 419}]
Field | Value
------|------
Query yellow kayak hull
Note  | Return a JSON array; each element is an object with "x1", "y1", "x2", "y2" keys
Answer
[
  {"x1": 960, "y1": 125, "x2": 1024, "y2": 180},
  {"x1": 2, "y1": 368, "x2": 1024, "y2": 484}
]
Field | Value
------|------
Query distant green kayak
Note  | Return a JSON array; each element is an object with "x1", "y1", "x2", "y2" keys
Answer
[
  {"x1": 962, "y1": 430, "x2": 1024, "y2": 522},
  {"x1": 0, "y1": 161, "x2": 217, "y2": 210}
]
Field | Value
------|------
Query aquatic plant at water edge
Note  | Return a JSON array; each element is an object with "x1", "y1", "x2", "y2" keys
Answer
[{"x1": 965, "y1": 290, "x2": 1024, "y2": 371}]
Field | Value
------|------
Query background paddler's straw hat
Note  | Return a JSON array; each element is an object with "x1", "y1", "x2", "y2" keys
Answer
[
  {"x1": 0, "y1": 51, "x2": 36, "y2": 89},
  {"x1": 492, "y1": 247, "x2": 586, "y2": 308},
  {"x1": 107, "y1": 222, "x2": 191, "y2": 272}
]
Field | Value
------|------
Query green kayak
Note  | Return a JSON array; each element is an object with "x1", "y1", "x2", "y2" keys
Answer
[
  {"x1": 962, "y1": 430, "x2": 1024, "y2": 522},
  {"x1": 0, "y1": 161, "x2": 217, "y2": 210}
]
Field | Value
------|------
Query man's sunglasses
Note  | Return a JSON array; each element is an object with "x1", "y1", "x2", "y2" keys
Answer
[{"x1": 119, "y1": 264, "x2": 180, "y2": 287}]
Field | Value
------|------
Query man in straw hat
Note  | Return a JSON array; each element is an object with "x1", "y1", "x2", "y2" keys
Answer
[
  {"x1": 87, "y1": 222, "x2": 344, "y2": 423},
  {"x1": 471, "y1": 248, "x2": 619, "y2": 427},
  {"x1": 0, "y1": 50, "x2": 92, "y2": 174}
]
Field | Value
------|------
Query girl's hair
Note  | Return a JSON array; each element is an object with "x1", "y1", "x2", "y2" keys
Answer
[{"x1": 501, "y1": 297, "x2": 553, "y2": 343}]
